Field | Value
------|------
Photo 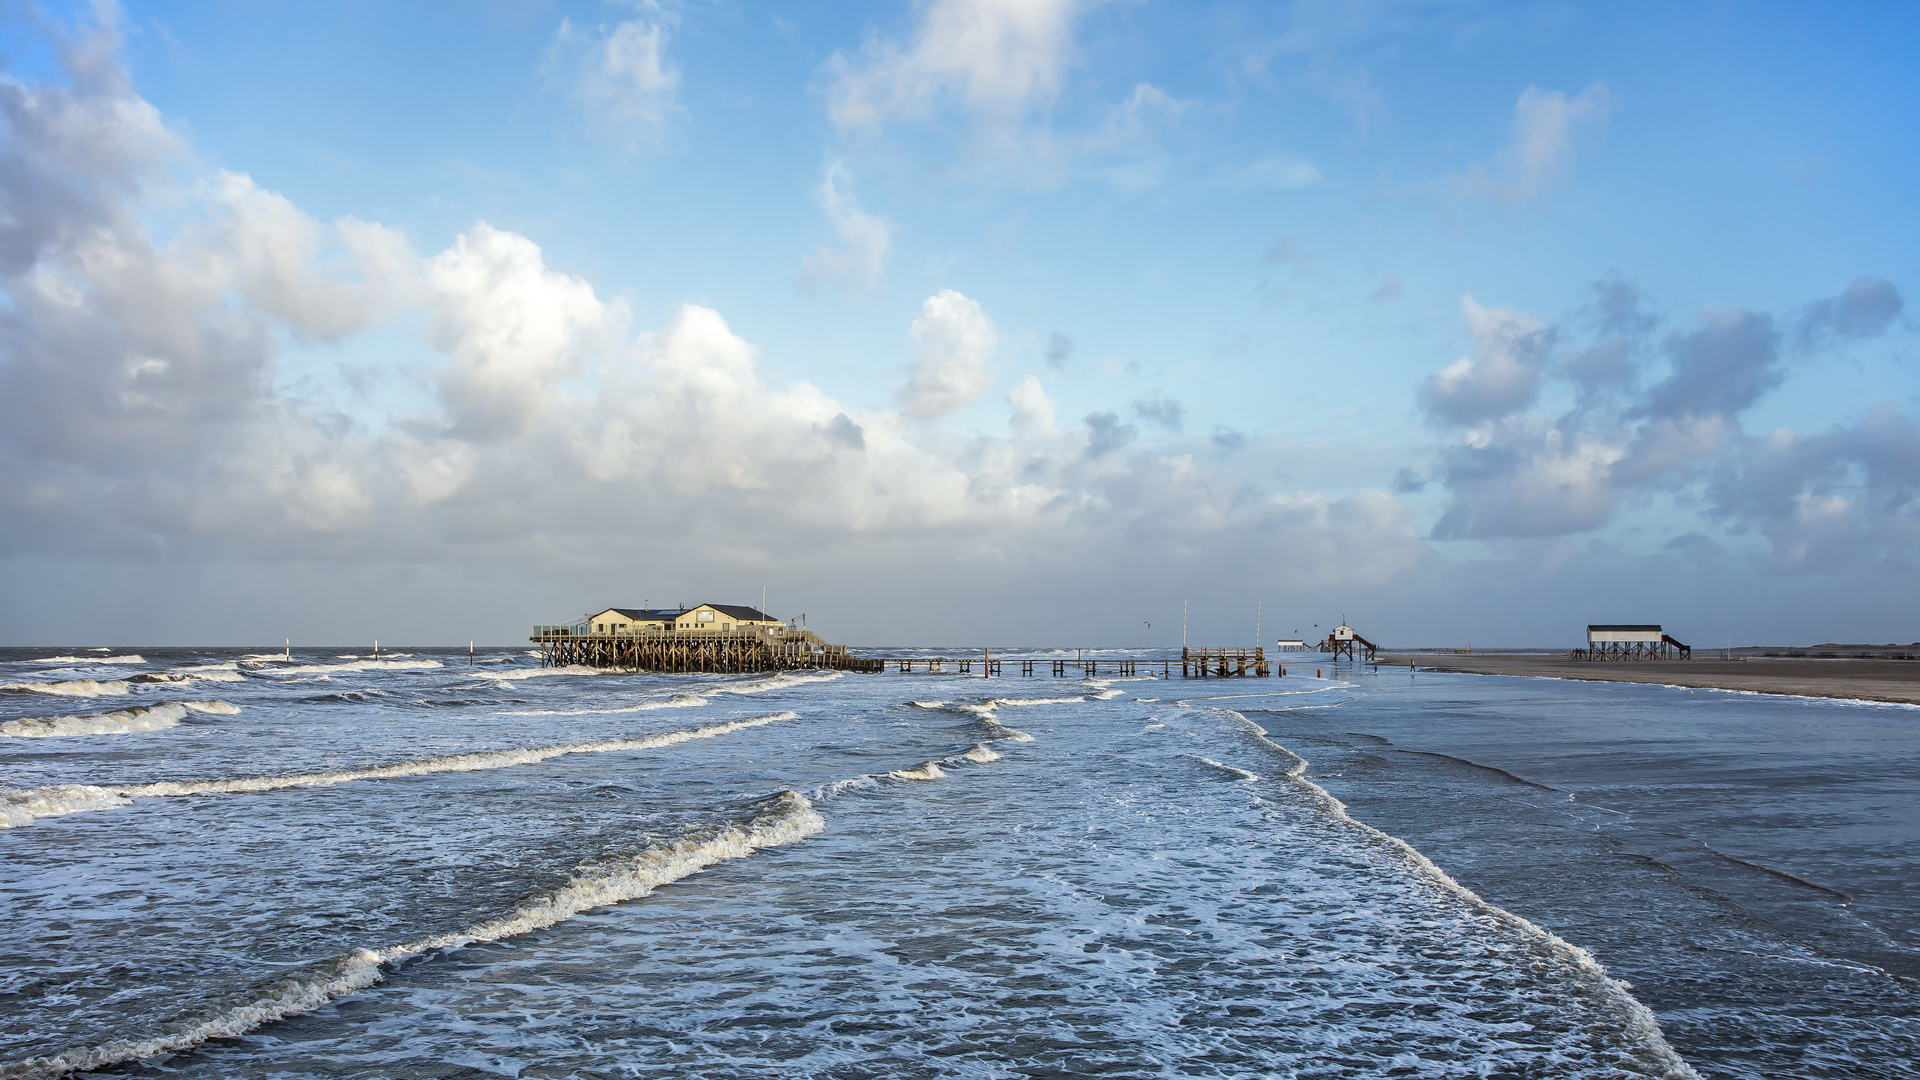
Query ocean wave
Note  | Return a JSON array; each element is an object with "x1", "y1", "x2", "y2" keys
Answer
[
  {"x1": 1, "y1": 791, "x2": 824, "y2": 1079},
  {"x1": 887, "y1": 761, "x2": 947, "y2": 781},
  {"x1": 723, "y1": 670, "x2": 848, "y2": 695},
  {"x1": 958, "y1": 743, "x2": 1001, "y2": 763},
  {"x1": 258, "y1": 659, "x2": 443, "y2": 676},
  {"x1": 0, "y1": 701, "x2": 238, "y2": 739},
  {"x1": 1183, "y1": 754, "x2": 1260, "y2": 782},
  {"x1": 27, "y1": 655, "x2": 146, "y2": 665},
  {"x1": 0, "y1": 680, "x2": 129, "y2": 698},
  {"x1": 471, "y1": 664, "x2": 608, "y2": 681},
  {"x1": 0, "y1": 713, "x2": 799, "y2": 830},
  {"x1": 501, "y1": 693, "x2": 709, "y2": 717},
  {"x1": 1203, "y1": 705, "x2": 1701, "y2": 1080},
  {"x1": 1, "y1": 785, "x2": 132, "y2": 829}
]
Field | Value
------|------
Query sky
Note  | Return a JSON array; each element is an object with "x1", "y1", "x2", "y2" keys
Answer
[{"x1": 0, "y1": 0, "x2": 1915, "y2": 648}]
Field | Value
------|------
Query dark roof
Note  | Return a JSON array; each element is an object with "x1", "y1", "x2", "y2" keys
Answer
[
  {"x1": 703, "y1": 604, "x2": 779, "y2": 622},
  {"x1": 1587, "y1": 624, "x2": 1663, "y2": 631},
  {"x1": 598, "y1": 605, "x2": 780, "y2": 622}
]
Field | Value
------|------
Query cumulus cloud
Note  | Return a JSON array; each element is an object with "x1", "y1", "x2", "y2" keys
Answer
[
  {"x1": 427, "y1": 224, "x2": 621, "y2": 441},
  {"x1": 801, "y1": 160, "x2": 891, "y2": 289},
  {"x1": 1, "y1": 8, "x2": 1440, "y2": 641},
  {"x1": 1007, "y1": 374, "x2": 1056, "y2": 433},
  {"x1": 1044, "y1": 332, "x2": 1075, "y2": 368},
  {"x1": 545, "y1": 12, "x2": 681, "y2": 145},
  {"x1": 1418, "y1": 295, "x2": 1551, "y2": 426},
  {"x1": 825, "y1": 0, "x2": 1081, "y2": 133},
  {"x1": 1131, "y1": 393, "x2": 1185, "y2": 432},
  {"x1": 1084, "y1": 411, "x2": 1135, "y2": 458},
  {"x1": 1451, "y1": 82, "x2": 1612, "y2": 203},
  {"x1": 820, "y1": 0, "x2": 1178, "y2": 185},
  {"x1": 1637, "y1": 307, "x2": 1780, "y2": 420},
  {"x1": 900, "y1": 289, "x2": 998, "y2": 418},
  {"x1": 1800, "y1": 277, "x2": 1903, "y2": 346},
  {"x1": 1704, "y1": 406, "x2": 1920, "y2": 570},
  {"x1": 1421, "y1": 276, "x2": 1917, "y2": 566}
]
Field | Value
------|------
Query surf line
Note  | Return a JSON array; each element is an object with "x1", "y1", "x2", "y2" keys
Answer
[
  {"x1": 0, "y1": 713, "x2": 800, "y2": 831},
  {"x1": 0, "y1": 792, "x2": 825, "y2": 1080},
  {"x1": 1195, "y1": 703, "x2": 1703, "y2": 1080}
]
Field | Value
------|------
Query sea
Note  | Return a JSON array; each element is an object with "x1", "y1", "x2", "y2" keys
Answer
[{"x1": 1, "y1": 646, "x2": 1915, "y2": 1079}]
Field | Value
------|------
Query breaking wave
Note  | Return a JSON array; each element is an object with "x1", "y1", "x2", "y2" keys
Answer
[
  {"x1": 256, "y1": 659, "x2": 443, "y2": 676},
  {"x1": 1, "y1": 786, "x2": 132, "y2": 829},
  {"x1": 502, "y1": 693, "x2": 709, "y2": 717},
  {"x1": 471, "y1": 664, "x2": 609, "y2": 681},
  {"x1": 887, "y1": 761, "x2": 947, "y2": 781},
  {"x1": 0, "y1": 680, "x2": 129, "y2": 698},
  {"x1": 0, "y1": 792, "x2": 825, "y2": 1079},
  {"x1": 1204, "y1": 705, "x2": 1701, "y2": 1080},
  {"x1": 27, "y1": 656, "x2": 145, "y2": 666},
  {"x1": 1185, "y1": 754, "x2": 1260, "y2": 782},
  {"x1": 0, "y1": 701, "x2": 238, "y2": 739},
  {"x1": 0, "y1": 713, "x2": 799, "y2": 830}
]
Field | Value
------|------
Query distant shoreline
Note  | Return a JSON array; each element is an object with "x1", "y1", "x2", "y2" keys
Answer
[{"x1": 1380, "y1": 653, "x2": 1920, "y2": 706}]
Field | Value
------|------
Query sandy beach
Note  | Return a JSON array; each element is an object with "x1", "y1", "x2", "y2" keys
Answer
[{"x1": 1378, "y1": 653, "x2": 1920, "y2": 706}]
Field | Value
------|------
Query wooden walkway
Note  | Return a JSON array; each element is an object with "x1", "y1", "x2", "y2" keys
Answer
[
  {"x1": 877, "y1": 647, "x2": 1278, "y2": 679},
  {"x1": 533, "y1": 630, "x2": 1286, "y2": 680}
]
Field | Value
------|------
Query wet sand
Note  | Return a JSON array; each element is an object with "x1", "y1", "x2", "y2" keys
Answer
[{"x1": 1377, "y1": 653, "x2": 1920, "y2": 706}]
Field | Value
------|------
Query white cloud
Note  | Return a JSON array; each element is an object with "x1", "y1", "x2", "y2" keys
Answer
[
  {"x1": 825, "y1": 0, "x2": 1082, "y2": 132},
  {"x1": 1451, "y1": 82, "x2": 1612, "y2": 203},
  {"x1": 1007, "y1": 374, "x2": 1055, "y2": 433},
  {"x1": 546, "y1": 13, "x2": 682, "y2": 145},
  {"x1": 1, "y1": 9, "x2": 1444, "y2": 639},
  {"x1": 427, "y1": 224, "x2": 621, "y2": 442},
  {"x1": 1418, "y1": 295, "x2": 1551, "y2": 426},
  {"x1": 900, "y1": 289, "x2": 999, "y2": 419},
  {"x1": 801, "y1": 160, "x2": 892, "y2": 289}
]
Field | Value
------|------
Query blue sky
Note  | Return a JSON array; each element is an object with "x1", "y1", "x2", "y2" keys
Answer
[{"x1": 1, "y1": 1, "x2": 1915, "y2": 647}]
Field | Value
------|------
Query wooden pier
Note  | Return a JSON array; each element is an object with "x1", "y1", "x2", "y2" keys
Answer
[
  {"x1": 1181, "y1": 646, "x2": 1270, "y2": 678},
  {"x1": 882, "y1": 656, "x2": 1150, "y2": 677},
  {"x1": 532, "y1": 626, "x2": 884, "y2": 674}
]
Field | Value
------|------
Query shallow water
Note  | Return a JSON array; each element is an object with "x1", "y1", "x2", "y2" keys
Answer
[{"x1": 1, "y1": 647, "x2": 1913, "y2": 1078}]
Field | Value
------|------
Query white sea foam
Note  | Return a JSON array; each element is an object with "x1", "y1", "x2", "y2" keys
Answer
[
  {"x1": 28, "y1": 655, "x2": 145, "y2": 665},
  {"x1": 501, "y1": 694, "x2": 710, "y2": 717},
  {"x1": 1184, "y1": 754, "x2": 1260, "y2": 782},
  {"x1": 1203, "y1": 705, "x2": 1701, "y2": 1080},
  {"x1": 262, "y1": 659, "x2": 443, "y2": 676},
  {"x1": 958, "y1": 743, "x2": 1002, "y2": 763},
  {"x1": 0, "y1": 701, "x2": 238, "y2": 739},
  {"x1": 995, "y1": 727, "x2": 1034, "y2": 742},
  {"x1": 0, "y1": 785, "x2": 132, "y2": 829},
  {"x1": 1177, "y1": 685, "x2": 1346, "y2": 702},
  {"x1": 724, "y1": 670, "x2": 847, "y2": 694},
  {"x1": 0, "y1": 680, "x2": 129, "y2": 698},
  {"x1": 887, "y1": 761, "x2": 947, "y2": 781},
  {"x1": 1, "y1": 792, "x2": 825, "y2": 1079},
  {"x1": 472, "y1": 664, "x2": 609, "y2": 681},
  {"x1": 907, "y1": 700, "x2": 947, "y2": 709},
  {"x1": 0, "y1": 713, "x2": 798, "y2": 830}
]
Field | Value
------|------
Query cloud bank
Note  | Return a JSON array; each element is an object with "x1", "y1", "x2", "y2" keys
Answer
[{"x1": 0, "y1": 15, "x2": 1427, "y2": 642}]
